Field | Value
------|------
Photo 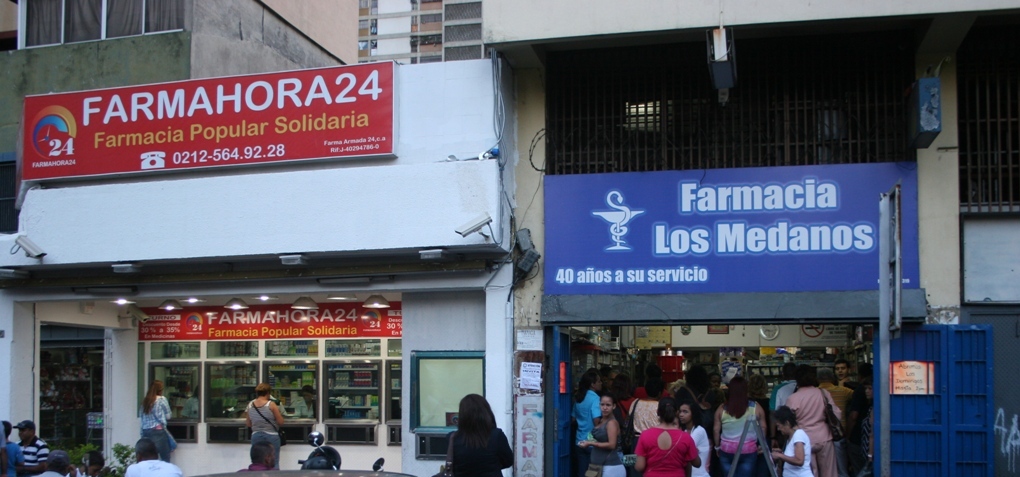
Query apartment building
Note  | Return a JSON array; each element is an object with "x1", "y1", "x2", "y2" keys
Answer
[{"x1": 358, "y1": 0, "x2": 484, "y2": 63}]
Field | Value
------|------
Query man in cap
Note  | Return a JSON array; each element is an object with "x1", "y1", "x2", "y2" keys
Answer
[
  {"x1": 124, "y1": 438, "x2": 182, "y2": 477},
  {"x1": 14, "y1": 420, "x2": 48, "y2": 477},
  {"x1": 34, "y1": 450, "x2": 72, "y2": 477}
]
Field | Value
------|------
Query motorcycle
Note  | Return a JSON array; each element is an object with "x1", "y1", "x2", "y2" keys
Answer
[{"x1": 298, "y1": 431, "x2": 385, "y2": 472}]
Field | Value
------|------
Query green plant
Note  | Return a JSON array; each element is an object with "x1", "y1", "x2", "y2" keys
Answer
[
  {"x1": 50, "y1": 443, "x2": 99, "y2": 472},
  {"x1": 106, "y1": 443, "x2": 137, "y2": 477}
]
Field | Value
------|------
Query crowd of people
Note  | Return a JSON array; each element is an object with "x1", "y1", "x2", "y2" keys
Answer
[{"x1": 573, "y1": 360, "x2": 876, "y2": 477}]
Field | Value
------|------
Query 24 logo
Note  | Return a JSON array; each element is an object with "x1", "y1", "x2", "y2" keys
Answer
[{"x1": 31, "y1": 105, "x2": 77, "y2": 158}]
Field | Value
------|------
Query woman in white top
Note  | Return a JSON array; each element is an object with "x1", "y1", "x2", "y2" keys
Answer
[
  {"x1": 771, "y1": 406, "x2": 812, "y2": 477},
  {"x1": 678, "y1": 400, "x2": 711, "y2": 477}
]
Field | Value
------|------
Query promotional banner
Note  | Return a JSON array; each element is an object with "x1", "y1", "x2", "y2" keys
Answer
[
  {"x1": 544, "y1": 163, "x2": 919, "y2": 295},
  {"x1": 138, "y1": 302, "x2": 402, "y2": 341},
  {"x1": 22, "y1": 62, "x2": 395, "y2": 181}
]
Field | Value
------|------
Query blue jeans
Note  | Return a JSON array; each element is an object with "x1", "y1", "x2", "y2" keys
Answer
[
  {"x1": 141, "y1": 427, "x2": 172, "y2": 462},
  {"x1": 252, "y1": 432, "x2": 282, "y2": 469},
  {"x1": 719, "y1": 451, "x2": 757, "y2": 477}
]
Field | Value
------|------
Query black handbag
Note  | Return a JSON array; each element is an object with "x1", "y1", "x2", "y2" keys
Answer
[{"x1": 252, "y1": 400, "x2": 288, "y2": 446}]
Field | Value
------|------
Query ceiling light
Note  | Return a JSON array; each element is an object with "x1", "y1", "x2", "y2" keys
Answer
[
  {"x1": 326, "y1": 293, "x2": 358, "y2": 301},
  {"x1": 224, "y1": 298, "x2": 249, "y2": 310},
  {"x1": 112, "y1": 263, "x2": 142, "y2": 274},
  {"x1": 112, "y1": 298, "x2": 136, "y2": 305},
  {"x1": 185, "y1": 297, "x2": 205, "y2": 304},
  {"x1": 253, "y1": 295, "x2": 277, "y2": 302},
  {"x1": 292, "y1": 296, "x2": 319, "y2": 310},
  {"x1": 363, "y1": 294, "x2": 390, "y2": 309},
  {"x1": 159, "y1": 299, "x2": 183, "y2": 311}
]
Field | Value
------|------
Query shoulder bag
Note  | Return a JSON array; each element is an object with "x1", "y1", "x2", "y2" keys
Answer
[
  {"x1": 252, "y1": 400, "x2": 288, "y2": 446},
  {"x1": 620, "y1": 399, "x2": 638, "y2": 454},
  {"x1": 432, "y1": 431, "x2": 455, "y2": 477},
  {"x1": 819, "y1": 389, "x2": 845, "y2": 441}
]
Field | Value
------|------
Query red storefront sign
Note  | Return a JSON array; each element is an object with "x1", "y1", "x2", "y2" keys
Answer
[
  {"x1": 138, "y1": 302, "x2": 402, "y2": 341},
  {"x1": 22, "y1": 62, "x2": 395, "y2": 181}
]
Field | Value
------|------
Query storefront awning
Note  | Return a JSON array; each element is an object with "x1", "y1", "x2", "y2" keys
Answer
[{"x1": 541, "y1": 289, "x2": 927, "y2": 324}]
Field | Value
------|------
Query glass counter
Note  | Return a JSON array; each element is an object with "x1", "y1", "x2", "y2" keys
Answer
[
  {"x1": 325, "y1": 361, "x2": 381, "y2": 421},
  {"x1": 208, "y1": 341, "x2": 258, "y2": 359},
  {"x1": 206, "y1": 363, "x2": 258, "y2": 420},
  {"x1": 151, "y1": 342, "x2": 201, "y2": 360},
  {"x1": 325, "y1": 339, "x2": 381, "y2": 357},
  {"x1": 265, "y1": 362, "x2": 318, "y2": 420},
  {"x1": 267, "y1": 339, "x2": 319, "y2": 358},
  {"x1": 150, "y1": 364, "x2": 201, "y2": 420}
]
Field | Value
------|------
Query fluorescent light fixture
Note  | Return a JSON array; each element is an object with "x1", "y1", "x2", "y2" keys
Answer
[
  {"x1": 291, "y1": 296, "x2": 319, "y2": 310},
  {"x1": 185, "y1": 297, "x2": 205, "y2": 304},
  {"x1": 74, "y1": 286, "x2": 138, "y2": 296},
  {"x1": 112, "y1": 298, "x2": 136, "y2": 305},
  {"x1": 419, "y1": 248, "x2": 446, "y2": 260},
  {"x1": 14, "y1": 235, "x2": 46, "y2": 258},
  {"x1": 159, "y1": 299, "x2": 183, "y2": 311},
  {"x1": 317, "y1": 276, "x2": 395, "y2": 285},
  {"x1": 280, "y1": 254, "x2": 308, "y2": 266},
  {"x1": 363, "y1": 294, "x2": 390, "y2": 309},
  {"x1": 326, "y1": 293, "x2": 358, "y2": 301},
  {"x1": 224, "y1": 298, "x2": 249, "y2": 310},
  {"x1": 252, "y1": 295, "x2": 277, "y2": 302},
  {"x1": 0, "y1": 268, "x2": 29, "y2": 279},
  {"x1": 112, "y1": 263, "x2": 142, "y2": 274}
]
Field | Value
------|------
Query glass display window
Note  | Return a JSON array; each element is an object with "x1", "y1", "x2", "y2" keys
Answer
[
  {"x1": 151, "y1": 342, "x2": 200, "y2": 360},
  {"x1": 386, "y1": 361, "x2": 401, "y2": 423},
  {"x1": 325, "y1": 339, "x2": 381, "y2": 357},
  {"x1": 150, "y1": 364, "x2": 201, "y2": 420},
  {"x1": 267, "y1": 339, "x2": 319, "y2": 358},
  {"x1": 208, "y1": 341, "x2": 258, "y2": 359},
  {"x1": 206, "y1": 363, "x2": 258, "y2": 420},
  {"x1": 266, "y1": 362, "x2": 318, "y2": 420},
  {"x1": 387, "y1": 339, "x2": 402, "y2": 357},
  {"x1": 325, "y1": 361, "x2": 381, "y2": 422}
]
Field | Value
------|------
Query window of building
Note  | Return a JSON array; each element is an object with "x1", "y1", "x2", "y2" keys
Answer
[
  {"x1": 545, "y1": 31, "x2": 913, "y2": 175},
  {"x1": 421, "y1": 13, "x2": 442, "y2": 24},
  {"x1": 410, "y1": 351, "x2": 483, "y2": 430},
  {"x1": 26, "y1": 0, "x2": 183, "y2": 47},
  {"x1": 419, "y1": 34, "x2": 442, "y2": 46},
  {"x1": 444, "y1": 2, "x2": 481, "y2": 21},
  {"x1": 444, "y1": 23, "x2": 480, "y2": 42},
  {"x1": 0, "y1": 153, "x2": 17, "y2": 234},
  {"x1": 958, "y1": 26, "x2": 1020, "y2": 213}
]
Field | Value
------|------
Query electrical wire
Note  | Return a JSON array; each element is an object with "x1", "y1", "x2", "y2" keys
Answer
[{"x1": 528, "y1": 128, "x2": 546, "y2": 173}]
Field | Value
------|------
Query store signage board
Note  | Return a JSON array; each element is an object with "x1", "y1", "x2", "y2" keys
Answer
[
  {"x1": 544, "y1": 162, "x2": 919, "y2": 294},
  {"x1": 890, "y1": 360, "x2": 934, "y2": 395},
  {"x1": 137, "y1": 302, "x2": 402, "y2": 341},
  {"x1": 22, "y1": 62, "x2": 395, "y2": 181},
  {"x1": 515, "y1": 395, "x2": 544, "y2": 477}
]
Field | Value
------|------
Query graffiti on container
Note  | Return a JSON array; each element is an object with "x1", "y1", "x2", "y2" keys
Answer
[{"x1": 995, "y1": 408, "x2": 1020, "y2": 472}]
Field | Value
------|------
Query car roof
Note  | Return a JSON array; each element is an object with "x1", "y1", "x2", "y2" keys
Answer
[{"x1": 192, "y1": 471, "x2": 416, "y2": 477}]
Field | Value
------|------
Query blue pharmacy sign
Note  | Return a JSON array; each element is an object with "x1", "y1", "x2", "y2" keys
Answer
[{"x1": 544, "y1": 163, "x2": 919, "y2": 295}]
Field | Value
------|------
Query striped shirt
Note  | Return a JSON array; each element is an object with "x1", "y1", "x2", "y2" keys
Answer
[
  {"x1": 20, "y1": 436, "x2": 48, "y2": 469},
  {"x1": 140, "y1": 396, "x2": 171, "y2": 430}
]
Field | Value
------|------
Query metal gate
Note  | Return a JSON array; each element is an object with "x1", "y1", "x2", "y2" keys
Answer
[
  {"x1": 548, "y1": 326, "x2": 572, "y2": 477},
  {"x1": 878, "y1": 324, "x2": 993, "y2": 476}
]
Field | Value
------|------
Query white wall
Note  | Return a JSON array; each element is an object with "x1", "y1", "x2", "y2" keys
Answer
[
  {"x1": 378, "y1": 37, "x2": 412, "y2": 56},
  {"x1": 378, "y1": 16, "x2": 412, "y2": 35},
  {"x1": 378, "y1": 0, "x2": 413, "y2": 15},
  {"x1": 484, "y1": 0, "x2": 1018, "y2": 45}
]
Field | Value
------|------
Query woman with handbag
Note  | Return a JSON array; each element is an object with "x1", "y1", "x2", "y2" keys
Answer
[
  {"x1": 139, "y1": 380, "x2": 173, "y2": 462},
  {"x1": 246, "y1": 382, "x2": 285, "y2": 470},
  {"x1": 785, "y1": 365, "x2": 841, "y2": 477},
  {"x1": 634, "y1": 397, "x2": 700, "y2": 477},
  {"x1": 448, "y1": 394, "x2": 513, "y2": 477},
  {"x1": 580, "y1": 395, "x2": 626, "y2": 477}
]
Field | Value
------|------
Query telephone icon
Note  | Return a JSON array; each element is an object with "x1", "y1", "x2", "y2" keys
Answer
[{"x1": 140, "y1": 151, "x2": 166, "y2": 170}]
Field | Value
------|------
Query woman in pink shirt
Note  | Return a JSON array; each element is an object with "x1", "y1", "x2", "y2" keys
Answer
[
  {"x1": 784, "y1": 365, "x2": 840, "y2": 477},
  {"x1": 634, "y1": 397, "x2": 700, "y2": 477}
]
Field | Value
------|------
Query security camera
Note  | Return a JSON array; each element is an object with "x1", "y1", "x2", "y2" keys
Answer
[
  {"x1": 15, "y1": 236, "x2": 46, "y2": 259},
  {"x1": 456, "y1": 213, "x2": 493, "y2": 237},
  {"x1": 128, "y1": 304, "x2": 150, "y2": 323}
]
